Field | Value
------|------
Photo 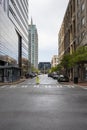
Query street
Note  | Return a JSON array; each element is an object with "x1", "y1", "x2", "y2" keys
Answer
[{"x1": 0, "y1": 74, "x2": 87, "y2": 130}]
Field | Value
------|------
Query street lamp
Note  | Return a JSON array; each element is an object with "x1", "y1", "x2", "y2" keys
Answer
[{"x1": 44, "y1": 64, "x2": 45, "y2": 74}]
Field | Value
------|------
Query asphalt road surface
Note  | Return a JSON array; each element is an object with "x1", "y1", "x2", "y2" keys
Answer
[{"x1": 0, "y1": 74, "x2": 87, "y2": 130}]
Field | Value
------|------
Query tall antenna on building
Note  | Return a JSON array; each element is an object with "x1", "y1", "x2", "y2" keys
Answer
[{"x1": 31, "y1": 17, "x2": 33, "y2": 25}]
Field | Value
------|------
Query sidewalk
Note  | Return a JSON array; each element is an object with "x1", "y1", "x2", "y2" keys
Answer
[
  {"x1": 78, "y1": 82, "x2": 87, "y2": 86},
  {"x1": 0, "y1": 78, "x2": 26, "y2": 86},
  {"x1": 61, "y1": 81, "x2": 87, "y2": 87}
]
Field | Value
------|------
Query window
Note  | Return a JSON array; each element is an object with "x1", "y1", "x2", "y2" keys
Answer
[
  {"x1": 77, "y1": 12, "x2": 80, "y2": 19},
  {"x1": 10, "y1": 0, "x2": 16, "y2": 7},
  {"x1": 81, "y1": 31, "x2": 85, "y2": 39},
  {"x1": 77, "y1": 0, "x2": 80, "y2": 6},
  {"x1": 81, "y1": 2, "x2": 85, "y2": 12},
  {"x1": 78, "y1": 35, "x2": 81, "y2": 44},
  {"x1": 81, "y1": 17, "x2": 85, "y2": 26},
  {"x1": 9, "y1": 5, "x2": 16, "y2": 17},
  {"x1": 0, "y1": 0, "x2": 2, "y2": 5}
]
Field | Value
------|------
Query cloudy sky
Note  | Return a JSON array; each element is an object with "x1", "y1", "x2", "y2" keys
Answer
[{"x1": 29, "y1": 0, "x2": 69, "y2": 62}]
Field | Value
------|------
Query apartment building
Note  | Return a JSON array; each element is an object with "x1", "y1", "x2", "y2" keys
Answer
[
  {"x1": 58, "y1": 0, "x2": 87, "y2": 81},
  {"x1": 51, "y1": 55, "x2": 58, "y2": 67},
  {"x1": 58, "y1": 22, "x2": 64, "y2": 62}
]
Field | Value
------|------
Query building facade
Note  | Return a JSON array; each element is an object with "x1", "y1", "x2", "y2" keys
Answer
[
  {"x1": 38, "y1": 62, "x2": 51, "y2": 73},
  {"x1": 58, "y1": 22, "x2": 64, "y2": 63},
  {"x1": 51, "y1": 55, "x2": 58, "y2": 67},
  {"x1": 28, "y1": 19, "x2": 38, "y2": 70},
  {"x1": 0, "y1": 0, "x2": 29, "y2": 81},
  {"x1": 58, "y1": 0, "x2": 87, "y2": 81}
]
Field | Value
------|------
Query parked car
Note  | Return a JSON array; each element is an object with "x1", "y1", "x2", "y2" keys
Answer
[
  {"x1": 48, "y1": 73, "x2": 53, "y2": 77},
  {"x1": 52, "y1": 74, "x2": 60, "y2": 79},
  {"x1": 57, "y1": 75, "x2": 69, "y2": 82},
  {"x1": 25, "y1": 72, "x2": 36, "y2": 78}
]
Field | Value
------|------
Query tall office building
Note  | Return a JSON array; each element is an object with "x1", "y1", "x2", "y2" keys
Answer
[
  {"x1": 0, "y1": 0, "x2": 28, "y2": 82},
  {"x1": 38, "y1": 62, "x2": 51, "y2": 73},
  {"x1": 28, "y1": 19, "x2": 38, "y2": 69}
]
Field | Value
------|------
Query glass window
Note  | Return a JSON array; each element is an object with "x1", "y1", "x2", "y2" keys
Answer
[
  {"x1": 81, "y1": 2, "x2": 85, "y2": 12},
  {"x1": 81, "y1": 17, "x2": 85, "y2": 26},
  {"x1": 81, "y1": 31, "x2": 85, "y2": 39},
  {"x1": 77, "y1": 0, "x2": 80, "y2": 6},
  {"x1": 0, "y1": 0, "x2": 2, "y2": 5}
]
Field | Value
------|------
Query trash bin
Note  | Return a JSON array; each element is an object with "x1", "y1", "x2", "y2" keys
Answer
[{"x1": 74, "y1": 77, "x2": 78, "y2": 84}]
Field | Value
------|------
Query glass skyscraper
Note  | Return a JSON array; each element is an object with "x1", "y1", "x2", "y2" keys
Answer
[
  {"x1": 0, "y1": 0, "x2": 29, "y2": 82},
  {"x1": 0, "y1": 0, "x2": 28, "y2": 67},
  {"x1": 28, "y1": 19, "x2": 38, "y2": 69}
]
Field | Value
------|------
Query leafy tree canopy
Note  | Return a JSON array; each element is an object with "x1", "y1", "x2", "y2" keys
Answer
[{"x1": 58, "y1": 46, "x2": 87, "y2": 70}]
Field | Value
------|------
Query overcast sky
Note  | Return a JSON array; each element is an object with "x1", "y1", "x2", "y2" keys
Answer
[{"x1": 29, "y1": 0, "x2": 69, "y2": 62}]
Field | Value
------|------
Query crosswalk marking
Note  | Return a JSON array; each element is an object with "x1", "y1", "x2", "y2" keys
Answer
[
  {"x1": 48, "y1": 85, "x2": 51, "y2": 88},
  {"x1": 45, "y1": 85, "x2": 48, "y2": 88},
  {"x1": 64, "y1": 85, "x2": 75, "y2": 88},
  {"x1": 21, "y1": 85, "x2": 28, "y2": 88},
  {"x1": 0, "y1": 84, "x2": 87, "y2": 90},
  {"x1": 67, "y1": 85, "x2": 72, "y2": 88},
  {"x1": 33, "y1": 85, "x2": 75, "y2": 89},
  {"x1": 10, "y1": 85, "x2": 17, "y2": 88},
  {"x1": 34, "y1": 85, "x2": 39, "y2": 88},
  {"x1": 71, "y1": 85, "x2": 75, "y2": 88},
  {"x1": 57, "y1": 85, "x2": 61, "y2": 88},
  {"x1": 59, "y1": 85, "x2": 63, "y2": 88}
]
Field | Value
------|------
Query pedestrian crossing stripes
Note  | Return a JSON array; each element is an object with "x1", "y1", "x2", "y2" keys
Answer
[
  {"x1": 0, "y1": 84, "x2": 87, "y2": 90},
  {"x1": 21, "y1": 85, "x2": 28, "y2": 88},
  {"x1": 33, "y1": 85, "x2": 75, "y2": 88}
]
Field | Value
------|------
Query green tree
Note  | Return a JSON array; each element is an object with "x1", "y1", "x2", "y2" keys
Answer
[
  {"x1": 72, "y1": 46, "x2": 87, "y2": 64},
  {"x1": 50, "y1": 66, "x2": 58, "y2": 73},
  {"x1": 60, "y1": 46, "x2": 87, "y2": 69}
]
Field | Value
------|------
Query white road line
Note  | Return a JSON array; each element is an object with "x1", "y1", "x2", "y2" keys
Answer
[
  {"x1": 34, "y1": 85, "x2": 39, "y2": 88},
  {"x1": 34, "y1": 85, "x2": 37, "y2": 88},
  {"x1": 57, "y1": 85, "x2": 60, "y2": 88},
  {"x1": 71, "y1": 85, "x2": 75, "y2": 88},
  {"x1": 10, "y1": 85, "x2": 17, "y2": 88},
  {"x1": 21, "y1": 85, "x2": 28, "y2": 88},
  {"x1": 25, "y1": 85, "x2": 28, "y2": 88},
  {"x1": 45, "y1": 85, "x2": 48, "y2": 88},
  {"x1": 59, "y1": 85, "x2": 63, "y2": 88},
  {"x1": 67, "y1": 85, "x2": 71, "y2": 88},
  {"x1": 37, "y1": 85, "x2": 39, "y2": 88},
  {"x1": 48, "y1": 85, "x2": 51, "y2": 88},
  {"x1": 34, "y1": 85, "x2": 36, "y2": 87},
  {"x1": 21, "y1": 85, "x2": 25, "y2": 88}
]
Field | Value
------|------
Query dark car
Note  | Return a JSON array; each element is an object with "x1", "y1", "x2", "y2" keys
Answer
[
  {"x1": 48, "y1": 73, "x2": 53, "y2": 77},
  {"x1": 25, "y1": 72, "x2": 36, "y2": 78},
  {"x1": 57, "y1": 75, "x2": 69, "y2": 82},
  {"x1": 52, "y1": 74, "x2": 60, "y2": 79}
]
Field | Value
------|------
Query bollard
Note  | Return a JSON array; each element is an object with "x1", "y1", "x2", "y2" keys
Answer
[{"x1": 36, "y1": 76, "x2": 40, "y2": 84}]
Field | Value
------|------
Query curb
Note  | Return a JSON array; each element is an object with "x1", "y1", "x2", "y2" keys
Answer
[
  {"x1": 60, "y1": 82, "x2": 87, "y2": 87},
  {"x1": 0, "y1": 79, "x2": 26, "y2": 86}
]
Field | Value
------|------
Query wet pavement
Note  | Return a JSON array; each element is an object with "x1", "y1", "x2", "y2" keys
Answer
[{"x1": 0, "y1": 74, "x2": 87, "y2": 130}]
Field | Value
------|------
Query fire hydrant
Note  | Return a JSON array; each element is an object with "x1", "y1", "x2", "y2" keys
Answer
[{"x1": 36, "y1": 76, "x2": 40, "y2": 84}]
